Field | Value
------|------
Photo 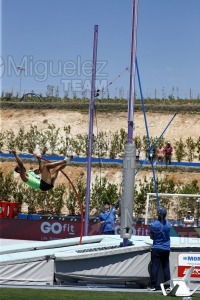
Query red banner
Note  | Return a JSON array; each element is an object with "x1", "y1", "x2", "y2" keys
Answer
[
  {"x1": 178, "y1": 266, "x2": 200, "y2": 278},
  {"x1": 0, "y1": 218, "x2": 200, "y2": 241},
  {"x1": 0, "y1": 219, "x2": 151, "y2": 241}
]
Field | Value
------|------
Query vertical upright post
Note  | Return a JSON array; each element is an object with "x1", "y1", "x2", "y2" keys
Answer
[
  {"x1": 17, "y1": 66, "x2": 25, "y2": 98},
  {"x1": 120, "y1": 0, "x2": 138, "y2": 246},
  {"x1": 127, "y1": 0, "x2": 138, "y2": 143},
  {"x1": 84, "y1": 25, "x2": 98, "y2": 236},
  {"x1": 145, "y1": 193, "x2": 150, "y2": 225},
  {"x1": 197, "y1": 198, "x2": 200, "y2": 227},
  {"x1": 19, "y1": 73, "x2": 22, "y2": 97}
]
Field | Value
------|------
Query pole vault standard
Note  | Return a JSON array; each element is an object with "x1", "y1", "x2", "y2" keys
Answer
[
  {"x1": 120, "y1": 0, "x2": 138, "y2": 246},
  {"x1": 84, "y1": 25, "x2": 98, "y2": 236}
]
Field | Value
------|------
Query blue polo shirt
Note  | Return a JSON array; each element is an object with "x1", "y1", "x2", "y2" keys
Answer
[
  {"x1": 99, "y1": 209, "x2": 116, "y2": 233},
  {"x1": 150, "y1": 219, "x2": 171, "y2": 250}
]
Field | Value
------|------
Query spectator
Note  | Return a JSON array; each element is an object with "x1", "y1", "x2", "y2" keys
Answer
[
  {"x1": 98, "y1": 200, "x2": 120, "y2": 235},
  {"x1": 183, "y1": 210, "x2": 194, "y2": 227},
  {"x1": 136, "y1": 146, "x2": 141, "y2": 162},
  {"x1": 147, "y1": 146, "x2": 156, "y2": 163},
  {"x1": 165, "y1": 142, "x2": 173, "y2": 165},
  {"x1": 148, "y1": 207, "x2": 171, "y2": 291},
  {"x1": 157, "y1": 144, "x2": 165, "y2": 163}
]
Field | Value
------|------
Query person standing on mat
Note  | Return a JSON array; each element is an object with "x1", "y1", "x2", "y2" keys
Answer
[{"x1": 148, "y1": 207, "x2": 171, "y2": 291}]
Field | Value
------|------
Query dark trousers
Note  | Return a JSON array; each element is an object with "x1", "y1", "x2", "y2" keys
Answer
[
  {"x1": 165, "y1": 154, "x2": 171, "y2": 165},
  {"x1": 150, "y1": 248, "x2": 170, "y2": 288}
]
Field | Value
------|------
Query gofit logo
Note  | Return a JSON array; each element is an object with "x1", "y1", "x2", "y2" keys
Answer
[
  {"x1": 40, "y1": 222, "x2": 75, "y2": 235},
  {"x1": 115, "y1": 225, "x2": 149, "y2": 236}
]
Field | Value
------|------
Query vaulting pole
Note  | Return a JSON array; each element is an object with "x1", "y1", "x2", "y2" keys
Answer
[
  {"x1": 84, "y1": 25, "x2": 98, "y2": 236},
  {"x1": 120, "y1": 0, "x2": 138, "y2": 246}
]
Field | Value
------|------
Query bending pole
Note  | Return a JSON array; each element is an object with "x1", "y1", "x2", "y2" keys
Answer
[
  {"x1": 120, "y1": 0, "x2": 138, "y2": 246},
  {"x1": 84, "y1": 25, "x2": 98, "y2": 236}
]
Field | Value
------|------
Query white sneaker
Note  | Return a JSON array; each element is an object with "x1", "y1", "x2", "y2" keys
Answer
[
  {"x1": 147, "y1": 287, "x2": 157, "y2": 291},
  {"x1": 64, "y1": 156, "x2": 70, "y2": 162},
  {"x1": 64, "y1": 155, "x2": 73, "y2": 162}
]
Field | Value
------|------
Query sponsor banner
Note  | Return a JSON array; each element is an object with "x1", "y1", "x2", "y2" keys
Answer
[
  {"x1": 0, "y1": 219, "x2": 150, "y2": 241},
  {"x1": 0, "y1": 218, "x2": 200, "y2": 241},
  {"x1": 178, "y1": 253, "x2": 200, "y2": 278},
  {"x1": 178, "y1": 266, "x2": 200, "y2": 278},
  {"x1": 174, "y1": 227, "x2": 200, "y2": 238},
  {"x1": 0, "y1": 219, "x2": 81, "y2": 241},
  {"x1": 179, "y1": 253, "x2": 200, "y2": 266}
]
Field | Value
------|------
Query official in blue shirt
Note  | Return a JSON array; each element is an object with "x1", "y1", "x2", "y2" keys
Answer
[
  {"x1": 98, "y1": 201, "x2": 117, "y2": 235},
  {"x1": 148, "y1": 207, "x2": 171, "y2": 291}
]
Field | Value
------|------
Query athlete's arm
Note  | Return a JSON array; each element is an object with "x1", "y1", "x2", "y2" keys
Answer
[
  {"x1": 33, "y1": 154, "x2": 42, "y2": 173},
  {"x1": 12, "y1": 150, "x2": 24, "y2": 168}
]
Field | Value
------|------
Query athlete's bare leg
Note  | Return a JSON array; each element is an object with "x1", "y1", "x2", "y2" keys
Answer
[
  {"x1": 50, "y1": 164, "x2": 68, "y2": 185},
  {"x1": 34, "y1": 155, "x2": 72, "y2": 185}
]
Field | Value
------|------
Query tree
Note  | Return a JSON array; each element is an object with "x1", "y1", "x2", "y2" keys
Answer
[
  {"x1": 15, "y1": 127, "x2": 26, "y2": 152},
  {"x1": 25, "y1": 125, "x2": 40, "y2": 153},
  {"x1": 185, "y1": 137, "x2": 196, "y2": 162},
  {"x1": 58, "y1": 125, "x2": 72, "y2": 155},
  {"x1": 0, "y1": 169, "x2": 18, "y2": 201},
  {"x1": 174, "y1": 139, "x2": 186, "y2": 162},
  {"x1": 66, "y1": 176, "x2": 86, "y2": 216},
  {"x1": 37, "y1": 132, "x2": 49, "y2": 155},
  {"x1": 95, "y1": 131, "x2": 109, "y2": 157},
  {"x1": 196, "y1": 137, "x2": 200, "y2": 161},
  {"x1": 46, "y1": 85, "x2": 54, "y2": 97},
  {"x1": 44, "y1": 184, "x2": 66, "y2": 215},
  {"x1": 55, "y1": 86, "x2": 60, "y2": 98},
  {"x1": 134, "y1": 176, "x2": 156, "y2": 219},
  {"x1": 0, "y1": 132, "x2": 5, "y2": 152},
  {"x1": 90, "y1": 176, "x2": 120, "y2": 214},
  {"x1": 175, "y1": 180, "x2": 200, "y2": 219},
  {"x1": 70, "y1": 134, "x2": 88, "y2": 157},
  {"x1": 45, "y1": 123, "x2": 60, "y2": 155},
  {"x1": 5, "y1": 129, "x2": 16, "y2": 152}
]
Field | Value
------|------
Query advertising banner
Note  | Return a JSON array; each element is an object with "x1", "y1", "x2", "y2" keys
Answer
[
  {"x1": 0, "y1": 218, "x2": 150, "y2": 240},
  {"x1": 0, "y1": 218, "x2": 200, "y2": 241},
  {"x1": 178, "y1": 253, "x2": 200, "y2": 278}
]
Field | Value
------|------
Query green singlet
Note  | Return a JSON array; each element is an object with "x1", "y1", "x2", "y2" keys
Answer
[{"x1": 25, "y1": 170, "x2": 41, "y2": 190}]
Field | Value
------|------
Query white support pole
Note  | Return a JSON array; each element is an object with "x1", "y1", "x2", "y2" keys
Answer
[{"x1": 145, "y1": 194, "x2": 150, "y2": 225}]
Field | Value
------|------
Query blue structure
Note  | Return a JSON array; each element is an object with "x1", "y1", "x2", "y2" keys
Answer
[{"x1": 1, "y1": 152, "x2": 200, "y2": 168}]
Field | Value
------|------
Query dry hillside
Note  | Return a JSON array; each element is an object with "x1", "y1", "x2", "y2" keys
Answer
[{"x1": 1, "y1": 109, "x2": 200, "y2": 141}]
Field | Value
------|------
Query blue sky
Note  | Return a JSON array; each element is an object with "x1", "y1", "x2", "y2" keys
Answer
[{"x1": 1, "y1": 0, "x2": 200, "y2": 99}]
